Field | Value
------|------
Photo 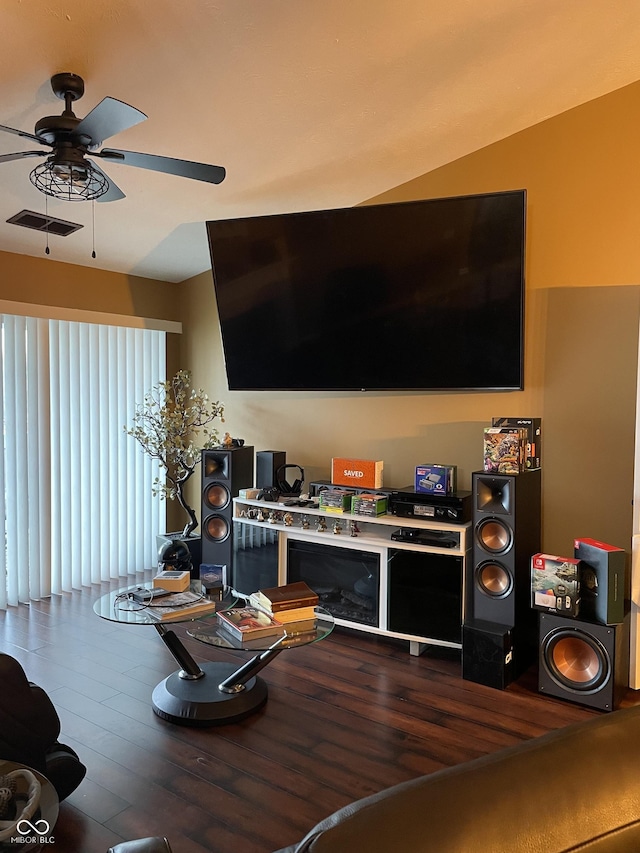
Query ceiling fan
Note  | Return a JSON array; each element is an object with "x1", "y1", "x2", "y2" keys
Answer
[{"x1": 0, "y1": 72, "x2": 226, "y2": 202}]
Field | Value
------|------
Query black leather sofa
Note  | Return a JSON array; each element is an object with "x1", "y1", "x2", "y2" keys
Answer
[
  {"x1": 275, "y1": 703, "x2": 640, "y2": 852},
  {"x1": 108, "y1": 842, "x2": 170, "y2": 853},
  {"x1": 109, "y1": 702, "x2": 640, "y2": 853},
  {"x1": 0, "y1": 653, "x2": 86, "y2": 802}
]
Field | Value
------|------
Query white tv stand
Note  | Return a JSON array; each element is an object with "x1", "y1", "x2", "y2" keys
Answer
[{"x1": 233, "y1": 497, "x2": 471, "y2": 655}]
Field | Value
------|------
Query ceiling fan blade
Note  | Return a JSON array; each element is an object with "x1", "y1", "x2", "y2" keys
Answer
[
  {"x1": 87, "y1": 159, "x2": 126, "y2": 203},
  {"x1": 76, "y1": 97, "x2": 147, "y2": 148},
  {"x1": 0, "y1": 150, "x2": 45, "y2": 164},
  {"x1": 0, "y1": 123, "x2": 47, "y2": 145},
  {"x1": 97, "y1": 148, "x2": 226, "y2": 185}
]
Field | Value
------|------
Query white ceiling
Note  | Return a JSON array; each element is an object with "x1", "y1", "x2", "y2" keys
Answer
[{"x1": 1, "y1": 0, "x2": 640, "y2": 283}]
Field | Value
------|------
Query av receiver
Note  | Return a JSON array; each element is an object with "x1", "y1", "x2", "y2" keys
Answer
[{"x1": 389, "y1": 489, "x2": 472, "y2": 524}]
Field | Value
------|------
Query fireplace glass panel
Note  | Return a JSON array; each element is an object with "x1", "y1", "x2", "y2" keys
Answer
[{"x1": 287, "y1": 538, "x2": 380, "y2": 626}]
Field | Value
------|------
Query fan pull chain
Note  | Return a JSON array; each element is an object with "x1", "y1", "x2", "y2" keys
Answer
[
  {"x1": 91, "y1": 200, "x2": 96, "y2": 259},
  {"x1": 44, "y1": 195, "x2": 50, "y2": 255}
]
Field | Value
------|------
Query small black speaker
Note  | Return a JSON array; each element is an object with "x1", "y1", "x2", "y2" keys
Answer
[
  {"x1": 256, "y1": 450, "x2": 286, "y2": 491},
  {"x1": 538, "y1": 612, "x2": 629, "y2": 712},
  {"x1": 201, "y1": 445, "x2": 254, "y2": 579},
  {"x1": 462, "y1": 618, "x2": 514, "y2": 690}
]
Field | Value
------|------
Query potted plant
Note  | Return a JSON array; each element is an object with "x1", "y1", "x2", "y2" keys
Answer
[{"x1": 125, "y1": 369, "x2": 225, "y2": 567}]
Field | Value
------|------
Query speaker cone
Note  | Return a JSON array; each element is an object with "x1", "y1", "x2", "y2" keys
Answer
[
  {"x1": 203, "y1": 514, "x2": 231, "y2": 543},
  {"x1": 542, "y1": 628, "x2": 610, "y2": 693},
  {"x1": 475, "y1": 561, "x2": 513, "y2": 598},
  {"x1": 203, "y1": 482, "x2": 231, "y2": 511},
  {"x1": 475, "y1": 517, "x2": 513, "y2": 554}
]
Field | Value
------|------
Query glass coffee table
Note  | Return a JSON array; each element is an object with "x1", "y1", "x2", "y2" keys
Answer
[{"x1": 93, "y1": 581, "x2": 334, "y2": 726}]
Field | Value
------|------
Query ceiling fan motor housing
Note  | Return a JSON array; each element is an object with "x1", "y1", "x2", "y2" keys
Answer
[
  {"x1": 34, "y1": 114, "x2": 92, "y2": 149},
  {"x1": 50, "y1": 72, "x2": 85, "y2": 103}
]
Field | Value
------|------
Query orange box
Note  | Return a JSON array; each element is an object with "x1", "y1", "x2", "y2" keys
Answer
[{"x1": 331, "y1": 457, "x2": 384, "y2": 489}]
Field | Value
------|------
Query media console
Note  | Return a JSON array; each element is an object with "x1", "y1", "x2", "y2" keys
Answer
[{"x1": 232, "y1": 497, "x2": 471, "y2": 655}]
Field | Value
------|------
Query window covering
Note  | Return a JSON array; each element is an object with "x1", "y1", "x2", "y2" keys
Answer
[{"x1": 0, "y1": 313, "x2": 166, "y2": 609}]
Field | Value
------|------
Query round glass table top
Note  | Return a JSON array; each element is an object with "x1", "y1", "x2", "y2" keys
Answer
[
  {"x1": 187, "y1": 605, "x2": 335, "y2": 652},
  {"x1": 93, "y1": 581, "x2": 236, "y2": 626}
]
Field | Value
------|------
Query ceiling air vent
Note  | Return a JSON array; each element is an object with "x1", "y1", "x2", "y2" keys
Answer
[{"x1": 6, "y1": 209, "x2": 83, "y2": 237}]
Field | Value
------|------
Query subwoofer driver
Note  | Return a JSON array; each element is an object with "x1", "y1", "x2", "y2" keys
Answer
[{"x1": 541, "y1": 626, "x2": 610, "y2": 695}]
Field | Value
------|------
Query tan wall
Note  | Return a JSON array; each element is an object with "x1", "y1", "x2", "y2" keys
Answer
[
  {"x1": 368, "y1": 80, "x2": 640, "y2": 290},
  {"x1": 183, "y1": 79, "x2": 640, "y2": 557},
  {"x1": 0, "y1": 250, "x2": 180, "y2": 320}
]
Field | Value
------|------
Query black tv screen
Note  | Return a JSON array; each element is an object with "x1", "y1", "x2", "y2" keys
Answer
[{"x1": 206, "y1": 189, "x2": 526, "y2": 391}]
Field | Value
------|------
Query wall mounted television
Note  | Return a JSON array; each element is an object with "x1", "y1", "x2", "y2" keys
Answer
[{"x1": 206, "y1": 189, "x2": 526, "y2": 392}]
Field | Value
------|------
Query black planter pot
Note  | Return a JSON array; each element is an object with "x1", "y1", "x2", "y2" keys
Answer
[{"x1": 156, "y1": 533, "x2": 202, "y2": 578}]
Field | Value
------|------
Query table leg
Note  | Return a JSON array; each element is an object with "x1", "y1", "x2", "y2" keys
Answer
[
  {"x1": 150, "y1": 626, "x2": 283, "y2": 726},
  {"x1": 154, "y1": 624, "x2": 204, "y2": 679},
  {"x1": 218, "y1": 637, "x2": 285, "y2": 693}
]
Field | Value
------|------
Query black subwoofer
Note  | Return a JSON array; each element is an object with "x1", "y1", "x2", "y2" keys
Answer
[
  {"x1": 538, "y1": 612, "x2": 629, "y2": 712},
  {"x1": 201, "y1": 445, "x2": 254, "y2": 579},
  {"x1": 462, "y1": 617, "x2": 514, "y2": 690}
]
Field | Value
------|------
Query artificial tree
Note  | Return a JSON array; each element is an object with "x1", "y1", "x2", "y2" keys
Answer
[{"x1": 126, "y1": 369, "x2": 225, "y2": 537}]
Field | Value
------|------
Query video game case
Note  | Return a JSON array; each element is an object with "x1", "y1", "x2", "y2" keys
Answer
[
  {"x1": 531, "y1": 553, "x2": 581, "y2": 617},
  {"x1": 574, "y1": 537, "x2": 626, "y2": 625},
  {"x1": 483, "y1": 427, "x2": 526, "y2": 475},
  {"x1": 415, "y1": 464, "x2": 457, "y2": 495},
  {"x1": 491, "y1": 417, "x2": 541, "y2": 469}
]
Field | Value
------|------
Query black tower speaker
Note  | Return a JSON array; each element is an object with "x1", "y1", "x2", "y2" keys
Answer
[
  {"x1": 256, "y1": 450, "x2": 286, "y2": 491},
  {"x1": 471, "y1": 470, "x2": 541, "y2": 623},
  {"x1": 201, "y1": 445, "x2": 254, "y2": 576},
  {"x1": 538, "y1": 612, "x2": 629, "y2": 712},
  {"x1": 462, "y1": 618, "x2": 514, "y2": 690},
  {"x1": 469, "y1": 470, "x2": 541, "y2": 673}
]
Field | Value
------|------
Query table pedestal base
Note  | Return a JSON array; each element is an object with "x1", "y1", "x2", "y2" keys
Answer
[{"x1": 152, "y1": 661, "x2": 268, "y2": 726}]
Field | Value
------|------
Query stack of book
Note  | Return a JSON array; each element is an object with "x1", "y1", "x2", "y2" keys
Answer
[
  {"x1": 216, "y1": 606, "x2": 284, "y2": 642},
  {"x1": 249, "y1": 581, "x2": 319, "y2": 633},
  {"x1": 143, "y1": 590, "x2": 218, "y2": 621}
]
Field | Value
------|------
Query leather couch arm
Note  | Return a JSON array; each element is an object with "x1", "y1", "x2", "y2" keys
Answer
[
  {"x1": 108, "y1": 838, "x2": 171, "y2": 853},
  {"x1": 274, "y1": 704, "x2": 640, "y2": 852}
]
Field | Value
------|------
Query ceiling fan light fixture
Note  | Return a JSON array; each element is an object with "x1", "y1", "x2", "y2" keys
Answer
[
  {"x1": 29, "y1": 157, "x2": 109, "y2": 201},
  {"x1": 3, "y1": 73, "x2": 225, "y2": 205}
]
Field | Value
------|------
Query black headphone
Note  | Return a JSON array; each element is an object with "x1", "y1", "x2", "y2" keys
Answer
[{"x1": 276, "y1": 464, "x2": 305, "y2": 496}]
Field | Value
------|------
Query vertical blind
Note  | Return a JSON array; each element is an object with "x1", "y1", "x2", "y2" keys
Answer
[{"x1": 0, "y1": 314, "x2": 166, "y2": 609}]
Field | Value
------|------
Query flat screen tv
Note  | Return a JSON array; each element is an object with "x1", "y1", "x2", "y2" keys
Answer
[{"x1": 206, "y1": 189, "x2": 526, "y2": 392}]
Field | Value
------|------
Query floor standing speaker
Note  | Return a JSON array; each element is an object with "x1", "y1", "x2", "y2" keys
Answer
[
  {"x1": 462, "y1": 617, "x2": 514, "y2": 689},
  {"x1": 469, "y1": 470, "x2": 541, "y2": 672},
  {"x1": 201, "y1": 445, "x2": 254, "y2": 575},
  {"x1": 538, "y1": 612, "x2": 629, "y2": 711},
  {"x1": 471, "y1": 470, "x2": 541, "y2": 622},
  {"x1": 256, "y1": 450, "x2": 286, "y2": 491}
]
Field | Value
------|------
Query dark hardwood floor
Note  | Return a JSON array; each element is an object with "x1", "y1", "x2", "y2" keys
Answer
[{"x1": 1, "y1": 573, "x2": 635, "y2": 853}]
